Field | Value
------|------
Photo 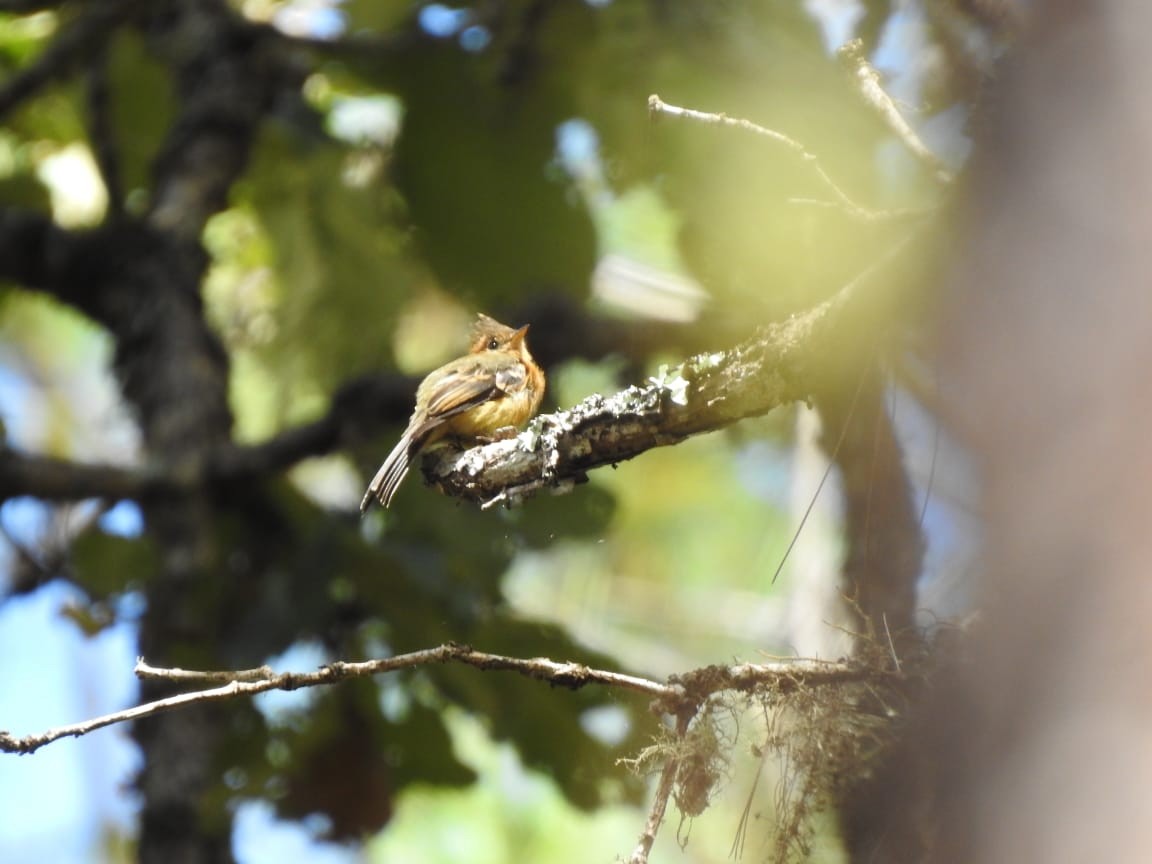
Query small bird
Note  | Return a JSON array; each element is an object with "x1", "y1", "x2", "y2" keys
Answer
[{"x1": 360, "y1": 313, "x2": 546, "y2": 513}]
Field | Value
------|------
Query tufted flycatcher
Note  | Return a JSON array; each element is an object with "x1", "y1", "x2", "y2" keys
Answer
[{"x1": 360, "y1": 314, "x2": 546, "y2": 513}]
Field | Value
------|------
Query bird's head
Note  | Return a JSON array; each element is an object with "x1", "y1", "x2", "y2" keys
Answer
[{"x1": 470, "y1": 313, "x2": 530, "y2": 355}]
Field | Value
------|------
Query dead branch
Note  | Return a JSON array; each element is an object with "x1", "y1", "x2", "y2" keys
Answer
[
  {"x1": 0, "y1": 646, "x2": 883, "y2": 756},
  {"x1": 627, "y1": 721, "x2": 687, "y2": 864},
  {"x1": 836, "y1": 39, "x2": 955, "y2": 184},
  {"x1": 648, "y1": 93, "x2": 919, "y2": 222}
]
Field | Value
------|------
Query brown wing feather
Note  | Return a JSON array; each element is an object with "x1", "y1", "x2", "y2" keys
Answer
[{"x1": 421, "y1": 360, "x2": 501, "y2": 419}]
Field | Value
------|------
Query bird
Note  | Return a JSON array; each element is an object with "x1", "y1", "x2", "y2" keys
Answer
[{"x1": 360, "y1": 313, "x2": 546, "y2": 513}]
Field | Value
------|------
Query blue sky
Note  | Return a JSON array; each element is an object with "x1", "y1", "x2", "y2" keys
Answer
[{"x1": 0, "y1": 581, "x2": 139, "y2": 863}]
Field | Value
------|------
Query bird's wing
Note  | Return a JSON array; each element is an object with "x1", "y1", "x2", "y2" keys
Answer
[{"x1": 421, "y1": 359, "x2": 503, "y2": 419}]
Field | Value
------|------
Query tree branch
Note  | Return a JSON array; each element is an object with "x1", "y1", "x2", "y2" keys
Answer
[
  {"x1": 0, "y1": 644, "x2": 893, "y2": 861},
  {"x1": 0, "y1": 646, "x2": 886, "y2": 756},
  {"x1": 628, "y1": 718, "x2": 686, "y2": 864},
  {"x1": 817, "y1": 368, "x2": 924, "y2": 643},
  {"x1": 648, "y1": 93, "x2": 915, "y2": 223},
  {"x1": 0, "y1": 448, "x2": 166, "y2": 503},
  {"x1": 0, "y1": 1, "x2": 135, "y2": 121},
  {"x1": 837, "y1": 39, "x2": 955, "y2": 184},
  {"x1": 210, "y1": 371, "x2": 418, "y2": 477},
  {"x1": 0, "y1": 374, "x2": 414, "y2": 505},
  {"x1": 0, "y1": 206, "x2": 76, "y2": 292},
  {"x1": 0, "y1": 1, "x2": 68, "y2": 10},
  {"x1": 427, "y1": 236, "x2": 912, "y2": 507},
  {"x1": 432, "y1": 314, "x2": 830, "y2": 506}
]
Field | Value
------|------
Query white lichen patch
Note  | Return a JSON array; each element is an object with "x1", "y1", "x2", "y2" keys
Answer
[{"x1": 648, "y1": 364, "x2": 690, "y2": 406}]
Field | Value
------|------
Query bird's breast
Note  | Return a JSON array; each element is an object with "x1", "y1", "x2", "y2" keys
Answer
[{"x1": 446, "y1": 385, "x2": 539, "y2": 438}]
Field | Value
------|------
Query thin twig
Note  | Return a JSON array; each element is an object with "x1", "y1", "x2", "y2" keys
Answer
[
  {"x1": 787, "y1": 196, "x2": 936, "y2": 222},
  {"x1": 137, "y1": 662, "x2": 278, "y2": 684},
  {"x1": 0, "y1": 648, "x2": 891, "y2": 864},
  {"x1": 768, "y1": 235, "x2": 913, "y2": 586},
  {"x1": 837, "y1": 39, "x2": 955, "y2": 184},
  {"x1": 919, "y1": 403, "x2": 941, "y2": 529},
  {"x1": 648, "y1": 93, "x2": 892, "y2": 223},
  {"x1": 135, "y1": 648, "x2": 675, "y2": 698},
  {"x1": 730, "y1": 733, "x2": 767, "y2": 860},
  {"x1": 628, "y1": 743, "x2": 682, "y2": 864},
  {"x1": 0, "y1": 500, "x2": 108, "y2": 597},
  {"x1": 0, "y1": 2, "x2": 133, "y2": 121},
  {"x1": 0, "y1": 644, "x2": 670, "y2": 755},
  {"x1": 770, "y1": 374, "x2": 861, "y2": 586},
  {"x1": 882, "y1": 613, "x2": 902, "y2": 673},
  {"x1": 0, "y1": 512, "x2": 49, "y2": 580}
]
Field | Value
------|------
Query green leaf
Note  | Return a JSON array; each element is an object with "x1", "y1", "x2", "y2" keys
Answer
[{"x1": 71, "y1": 529, "x2": 157, "y2": 599}]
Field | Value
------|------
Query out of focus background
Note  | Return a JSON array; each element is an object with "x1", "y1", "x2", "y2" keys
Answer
[{"x1": 0, "y1": 1, "x2": 1023, "y2": 862}]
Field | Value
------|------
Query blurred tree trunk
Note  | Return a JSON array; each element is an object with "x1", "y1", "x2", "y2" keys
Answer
[
  {"x1": 817, "y1": 363, "x2": 926, "y2": 862},
  {"x1": 818, "y1": 366, "x2": 923, "y2": 647},
  {"x1": 126, "y1": 235, "x2": 236, "y2": 863},
  {"x1": 110, "y1": 3, "x2": 276, "y2": 861},
  {"x1": 854, "y1": 2, "x2": 1152, "y2": 860}
]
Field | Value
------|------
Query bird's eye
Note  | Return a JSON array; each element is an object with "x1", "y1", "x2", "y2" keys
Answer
[{"x1": 487, "y1": 338, "x2": 500, "y2": 350}]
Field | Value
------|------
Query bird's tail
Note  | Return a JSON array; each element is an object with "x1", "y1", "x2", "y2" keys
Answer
[{"x1": 360, "y1": 429, "x2": 420, "y2": 514}]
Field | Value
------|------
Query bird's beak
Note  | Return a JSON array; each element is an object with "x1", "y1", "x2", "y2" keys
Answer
[{"x1": 510, "y1": 324, "x2": 529, "y2": 346}]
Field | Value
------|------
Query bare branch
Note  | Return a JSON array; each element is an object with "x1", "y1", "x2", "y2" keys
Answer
[
  {"x1": 837, "y1": 39, "x2": 955, "y2": 184},
  {"x1": 648, "y1": 93, "x2": 901, "y2": 222},
  {"x1": 0, "y1": 448, "x2": 167, "y2": 504},
  {"x1": 211, "y1": 371, "x2": 418, "y2": 477},
  {"x1": 135, "y1": 648, "x2": 675, "y2": 699},
  {"x1": 628, "y1": 736, "x2": 683, "y2": 864},
  {"x1": 0, "y1": 676, "x2": 248, "y2": 756},
  {"x1": 0, "y1": 645, "x2": 884, "y2": 756},
  {"x1": 0, "y1": 368, "x2": 412, "y2": 505}
]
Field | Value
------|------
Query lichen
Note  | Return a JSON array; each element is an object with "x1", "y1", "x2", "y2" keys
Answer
[{"x1": 648, "y1": 364, "x2": 691, "y2": 406}]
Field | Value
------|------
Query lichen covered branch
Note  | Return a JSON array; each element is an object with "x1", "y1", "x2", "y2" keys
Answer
[
  {"x1": 429, "y1": 301, "x2": 830, "y2": 506},
  {"x1": 429, "y1": 230, "x2": 914, "y2": 507}
]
